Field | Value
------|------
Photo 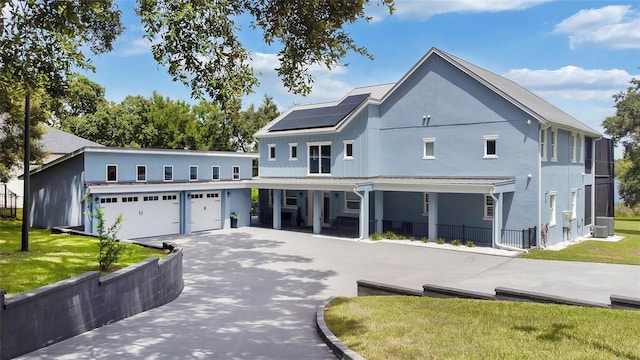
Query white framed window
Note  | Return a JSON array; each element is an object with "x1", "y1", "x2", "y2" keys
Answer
[
  {"x1": 579, "y1": 134, "x2": 585, "y2": 163},
  {"x1": 571, "y1": 133, "x2": 578, "y2": 163},
  {"x1": 484, "y1": 195, "x2": 494, "y2": 220},
  {"x1": 570, "y1": 189, "x2": 577, "y2": 220},
  {"x1": 483, "y1": 135, "x2": 498, "y2": 159},
  {"x1": 307, "y1": 142, "x2": 332, "y2": 175},
  {"x1": 284, "y1": 190, "x2": 297, "y2": 208},
  {"x1": 136, "y1": 165, "x2": 147, "y2": 182},
  {"x1": 540, "y1": 128, "x2": 547, "y2": 161},
  {"x1": 549, "y1": 191, "x2": 557, "y2": 226},
  {"x1": 106, "y1": 164, "x2": 117, "y2": 183},
  {"x1": 163, "y1": 165, "x2": 173, "y2": 182},
  {"x1": 344, "y1": 192, "x2": 361, "y2": 212},
  {"x1": 212, "y1": 166, "x2": 220, "y2": 181},
  {"x1": 232, "y1": 165, "x2": 240, "y2": 180},
  {"x1": 423, "y1": 138, "x2": 435, "y2": 159},
  {"x1": 423, "y1": 193, "x2": 429, "y2": 216},
  {"x1": 268, "y1": 144, "x2": 276, "y2": 161},
  {"x1": 189, "y1": 165, "x2": 198, "y2": 181},
  {"x1": 289, "y1": 143, "x2": 298, "y2": 160},
  {"x1": 343, "y1": 140, "x2": 354, "y2": 160},
  {"x1": 550, "y1": 128, "x2": 558, "y2": 162}
]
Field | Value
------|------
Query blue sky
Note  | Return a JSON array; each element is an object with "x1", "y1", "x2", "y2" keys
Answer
[{"x1": 84, "y1": 0, "x2": 640, "y2": 155}]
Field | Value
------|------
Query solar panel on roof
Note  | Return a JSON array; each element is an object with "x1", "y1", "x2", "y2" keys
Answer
[{"x1": 268, "y1": 93, "x2": 370, "y2": 132}]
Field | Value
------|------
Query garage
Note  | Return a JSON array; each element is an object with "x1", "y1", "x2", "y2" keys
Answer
[
  {"x1": 99, "y1": 192, "x2": 180, "y2": 239},
  {"x1": 190, "y1": 191, "x2": 222, "y2": 232}
]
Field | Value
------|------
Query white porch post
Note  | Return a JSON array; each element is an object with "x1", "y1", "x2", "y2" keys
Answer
[
  {"x1": 360, "y1": 190, "x2": 370, "y2": 239},
  {"x1": 273, "y1": 189, "x2": 282, "y2": 230},
  {"x1": 313, "y1": 190, "x2": 321, "y2": 234},
  {"x1": 375, "y1": 191, "x2": 383, "y2": 234},
  {"x1": 492, "y1": 193, "x2": 502, "y2": 248},
  {"x1": 428, "y1": 192, "x2": 438, "y2": 241}
]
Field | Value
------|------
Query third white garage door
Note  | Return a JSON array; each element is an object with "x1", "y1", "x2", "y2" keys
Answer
[
  {"x1": 99, "y1": 192, "x2": 180, "y2": 239},
  {"x1": 190, "y1": 191, "x2": 222, "y2": 232}
]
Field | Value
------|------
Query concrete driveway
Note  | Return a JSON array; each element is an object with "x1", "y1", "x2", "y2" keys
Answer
[{"x1": 20, "y1": 227, "x2": 640, "y2": 359}]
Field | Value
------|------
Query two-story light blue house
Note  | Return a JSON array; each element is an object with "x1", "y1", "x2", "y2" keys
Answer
[
  {"x1": 28, "y1": 147, "x2": 257, "y2": 239},
  {"x1": 253, "y1": 47, "x2": 601, "y2": 249}
]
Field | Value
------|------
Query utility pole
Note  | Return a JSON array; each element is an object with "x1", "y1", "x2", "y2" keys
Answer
[{"x1": 21, "y1": 92, "x2": 30, "y2": 252}]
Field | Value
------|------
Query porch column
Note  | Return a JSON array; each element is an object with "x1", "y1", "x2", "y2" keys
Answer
[
  {"x1": 313, "y1": 190, "x2": 321, "y2": 234},
  {"x1": 428, "y1": 192, "x2": 438, "y2": 241},
  {"x1": 375, "y1": 191, "x2": 383, "y2": 233},
  {"x1": 492, "y1": 193, "x2": 502, "y2": 248},
  {"x1": 360, "y1": 190, "x2": 370, "y2": 239},
  {"x1": 273, "y1": 189, "x2": 282, "y2": 230}
]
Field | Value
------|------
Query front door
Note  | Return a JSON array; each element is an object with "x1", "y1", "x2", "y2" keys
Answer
[{"x1": 306, "y1": 191, "x2": 333, "y2": 228}]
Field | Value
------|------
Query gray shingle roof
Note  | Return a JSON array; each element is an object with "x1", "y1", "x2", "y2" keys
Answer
[{"x1": 40, "y1": 126, "x2": 104, "y2": 154}]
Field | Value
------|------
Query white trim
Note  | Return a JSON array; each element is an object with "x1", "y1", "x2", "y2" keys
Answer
[
  {"x1": 550, "y1": 128, "x2": 558, "y2": 162},
  {"x1": 106, "y1": 164, "x2": 118, "y2": 183},
  {"x1": 540, "y1": 128, "x2": 547, "y2": 161},
  {"x1": 422, "y1": 138, "x2": 436, "y2": 159},
  {"x1": 579, "y1": 134, "x2": 585, "y2": 163},
  {"x1": 84, "y1": 146, "x2": 258, "y2": 158},
  {"x1": 570, "y1": 188, "x2": 578, "y2": 220},
  {"x1": 307, "y1": 141, "x2": 332, "y2": 176},
  {"x1": 212, "y1": 165, "x2": 220, "y2": 181},
  {"x1": 232, "y1": 165, "x2": 240, "y2": 180},
  {"x1": 344, "y1": 191, "x2": 360, "y2": 213},
  {"x1": 163, "y1": 165, "x2": 173, "y2": 182},
  {"x1": 571, "y1": 132, "x2": 577, "y2": 163},
  {"x1": 268, "y1": 143, "x2": 276, "y2": 161},
  {"x1": 483, "y1": 135, "x2": 498, "y2": 159},
  {"x1": 422, "y1": 192, "x2": 429, "y2": 216},
  {"x1": 549, "y1": 191, "x2": 557, "y2": 227},
  {"x1": 283, "y1": 189, "x2": 297, "y2": 209},
  {"x1": 289, "y1": 143, "x2": 298, "y2": 161},
  {"x1": 343, "y1": 140, "x2": 354, "y2": 160},
  {"x1": 189, "y1": 165, "x2": 198, "y2": 181},
  {"x1": 136, "y1": 165, "x2": 147, "y2": 183},
  {"x1": 483, "y1": 194, "x2": 494, "y2": 220}
]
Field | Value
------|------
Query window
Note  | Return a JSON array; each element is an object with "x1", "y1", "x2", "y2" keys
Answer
[
  {"x1": 189, "y1": 165, "x2": 198, "y2": 181},
  {"x1": 484, "y1": 195, "x2": 494, "y2": 219},
  {"x1": 345, "y1": 192, "x2": 361, "y2": 212},
  {"x1": 212, "y1": 166, "x2": 220, "y2": 181},
  {"x1": 284, "y1": 190, "x2": 297, "y2": 208},
  {"x1": 143, "y1": 195, "x2": 159, "y2": 201},
  {"x1": 344, "y1": 140, "x2": 353, "y2": 160},
  {"x1": 571, "y1": 133, "x2": 578, "y2": 163},
  {"x1": 483, "y1": 135, "x2": 498, "y2": 159},
  {"x1": 164, "y1": 165, "x2": 173, "y2": 182},
  {"x1": 136, "y1": 165, "x2": 147, "y2": 182},
  {"x1": 571, "y1": 189, "x2": 577, "y2": 220},
  {"x1": 550, "y1": 128, "x2": 557, "y2": 161},
  {"x1": 308, "y1": 142, "x2": 331, "y2": 175},
  {"x1": 106, "y1": 164, "x2": 117, "y2": 182},
  {"x1": 423, "y1": 193, "x2": 429, "y2": 216},
  {"x1": 289, "y1": 143, "x2": 298, "y2": 160},
  {"x1": 268, "y1": 144, "x2": 276, "y2": 161},
  {"x1": 232, "y1": 166, "x2": 240, "y2": 180},
  {"x1": 540, "y1": 128, "x2": 547, "y2": 160},
  {"x1": 100, "y1": 197, "x2": 117, "y2": 204},
  {"x1": 162, "y1": 194, "x2": 177, "y2": 201},
  {"x1": 423, "y1": 138, "x2": 435, "y2": 159},
  {"x1": 585, "y1": 137, "x2": 593, "y2": 173},
  {"x1": 579, "y1": 134, "x2": 585, "y2": 163},
  {"x1": 122, "y1": 196, "x2": 138, "y2": 203},
  {"x1": 549, "y1": 191, "x2": 557, "y2": 226}
]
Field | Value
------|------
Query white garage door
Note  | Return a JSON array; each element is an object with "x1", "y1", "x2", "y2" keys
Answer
[
  {"x1": 190, "y1": 191, "x2": 222, "y2": 232},
  {"x1": 99, "y1": 192, "x2": 180, "y2": 239}
]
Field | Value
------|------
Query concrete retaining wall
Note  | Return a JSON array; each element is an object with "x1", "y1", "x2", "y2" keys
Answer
[
  {"x1": 0, "y1": 246, "x2": 183, "y2": 360},
  {"x1": 356, "y1": 280, "x2": 423, "y2": 297}
]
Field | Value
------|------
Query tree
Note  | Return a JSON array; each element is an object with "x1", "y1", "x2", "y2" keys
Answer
[
  {"x1": 233, "y1": 96, "x2": 280, "y2": 152},
  {"x1": 603, "y1": 78, "x2": 640, "y2": 207},
  {"x1": 137, "y1": 0, "x2": 394, "y2": 107}
]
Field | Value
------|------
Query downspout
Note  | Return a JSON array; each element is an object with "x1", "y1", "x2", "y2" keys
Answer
[
  {"x1": 490, "y1": 192, "x2": 527, "y2": 253},
  {"x1": 352, "y1": 186, "x2": 364, "y2": 241},
  {"x1": 538, "y1": 122, "x2": 551, "y2": 250}
]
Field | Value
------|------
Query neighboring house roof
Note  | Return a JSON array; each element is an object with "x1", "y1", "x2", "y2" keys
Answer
[
  {"x1": 256, "y1": 47, "x2": 600, "y2": 137},
  {"x1": 40, "y1": 126, "x2": 104, "y2": 155}
]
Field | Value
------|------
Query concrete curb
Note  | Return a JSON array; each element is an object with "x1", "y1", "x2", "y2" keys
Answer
[{"x1": 316, "y1": 297, "x2": 366, "y2": 360}]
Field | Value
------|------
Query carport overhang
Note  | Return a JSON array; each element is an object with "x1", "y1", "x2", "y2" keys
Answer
[{"x1": 86, "y1": 180, "x2": 252, "y2": 195}]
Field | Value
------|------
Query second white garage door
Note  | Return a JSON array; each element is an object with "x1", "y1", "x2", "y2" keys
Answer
[
  {"x1": 190, "y1": 191, "x2": 222, "y2": 232},
  {"x1": 99, "y1": 192, "x2": 180, "y2": 239}
]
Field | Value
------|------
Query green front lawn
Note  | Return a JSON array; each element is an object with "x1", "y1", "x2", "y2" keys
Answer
[
  {"x1": 326, "y1": 296, "x2": 640, "y2": 360},
  {"x1": 520, "y1": 218, "x2": 640, "y2": 265},
  {"x1": 0, "y1": 219, "x2": 166, "y2": 296}
]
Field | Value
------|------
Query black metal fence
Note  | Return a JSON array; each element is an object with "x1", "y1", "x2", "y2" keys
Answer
[
  {"x1": 1, "y1": 185, "x2": 18, "y2": 219},
  {"x1": 436, "y1": 224, "x2": 493, "y2": 247},
  {"x1": 381, "y1": 220, "x2": 429, "y2": 239}
]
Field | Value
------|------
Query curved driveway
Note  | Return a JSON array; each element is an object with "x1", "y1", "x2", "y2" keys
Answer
[{"x1": 21, "y1": 227, "x2": 640, "y2": 359}]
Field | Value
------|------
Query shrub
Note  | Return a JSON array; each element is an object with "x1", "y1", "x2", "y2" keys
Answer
[
  {"x1": 370, "y1": 233, "x2": 384, "y2": 241},
  {"x1": 409, "y1": 236, "x2": 416, "y2": 241},
  {"x1": 451, "y1": 239, "x2": 461, "y2": 246},
  {"x1": 421, "y1": 237, "x2": 429, "y2": 243},
  {"x1": 92, "y1": 206, "x2": 128, "y2": 272},
  {"x1": 466, "y1": 241, "x2": 475, "y2": 247},
  {"x1": 437, "y1": 238, "x2": 445, "y2": 244}
]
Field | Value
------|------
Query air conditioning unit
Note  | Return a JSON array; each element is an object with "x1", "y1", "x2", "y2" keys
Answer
[
  {"x1": 593, "y1": 225, "x2": 608, "y2": 238},
  {"x1": 596, "y1": 217, "x2": 614, "y2": 236}
]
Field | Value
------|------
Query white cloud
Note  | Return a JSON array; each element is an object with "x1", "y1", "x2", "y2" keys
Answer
[
  {"x1": 554, "y1": 5, "x2": 640, "y2": 49},
  {"x1": 117, "y1": 38, "x2": 153, "y2": 57},
  {"x1": 504, "y1": 66, "x2": 634, "y2": 102},
  {"x1": 369, "y1": 0, "x2": 553, "y2": 21}
]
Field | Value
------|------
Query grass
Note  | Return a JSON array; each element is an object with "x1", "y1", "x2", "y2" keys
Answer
[
  {"x1": 325, "y1": 296, "x2": 640, "y2": 360},
  {"x1": 520, "y1": 218, "x2": 640, "y2": 265},
  {"x1": 0, "y1": 218, "x2": 166, "y2": 296}
]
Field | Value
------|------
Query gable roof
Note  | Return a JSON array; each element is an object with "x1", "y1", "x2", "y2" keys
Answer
[
  {"x1": 40, "y1": 126, "x2": 104, "y2": 154},
  {"x1": 256, "y1": 47, "x2": 600, "y2": 137}
]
